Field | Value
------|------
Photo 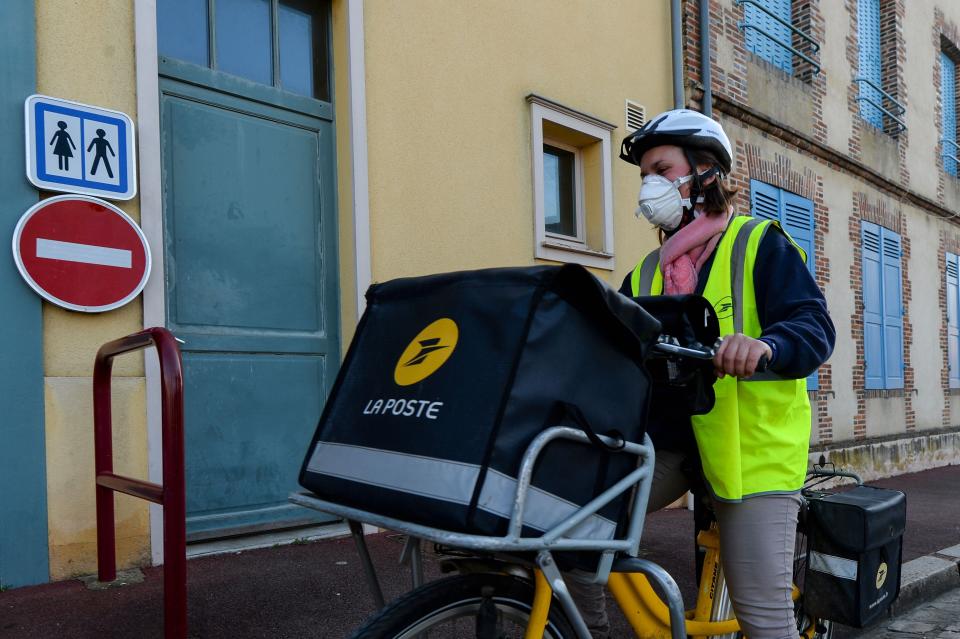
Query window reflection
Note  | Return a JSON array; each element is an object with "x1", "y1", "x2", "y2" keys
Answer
[
  {"x1": 216, "y1": 0, "x2": 273, "y2": 85},
  {"x1": 157, "y1": 0, "x2": 329, "y2": 102},
  {"x1": 543, "y1": 144, "x2": 577, "y2": 239},
  {"x1": 157, "y1": 0, "x2": 209, "y2": 66}
]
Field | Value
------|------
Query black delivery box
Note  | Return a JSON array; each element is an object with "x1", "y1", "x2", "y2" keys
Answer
[
  {"x1": 299, "y1": 264, "x2": 661, "y2": 541},
  {"x1": 804, "y1": 485, "x2": 906, "y2": 627}
]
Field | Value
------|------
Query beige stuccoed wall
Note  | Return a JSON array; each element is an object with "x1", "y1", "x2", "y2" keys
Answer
[
  {"x1": 904, "y1": 2, "x2": 939, "y2": 200},
  {"x1": 361, "y1": 0, "x2": 672, "y2": 286},
  {"x1": 910, "y1": 210, "x2": 947, "y2": 431},
  {"x1": 820, "y1": 173, "x2": 858, "y2": 444},
  {"x1": 35, "y1": 0, "x2": 150, "y2": 580},
  {"x1": 821, "y1": 1, "x2": 854, "y2": 155}
]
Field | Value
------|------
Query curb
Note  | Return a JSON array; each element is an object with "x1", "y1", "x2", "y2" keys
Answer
[
  {"x1": 833, "y1": 545, "x2": 960, "y2": 638},
  {"x1": 892, "y1": 547, "x2": 960, "y2": 617}
]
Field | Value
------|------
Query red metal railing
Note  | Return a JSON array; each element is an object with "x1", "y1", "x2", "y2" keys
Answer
[{"x1": 94, "y1": 327, "x2": 186, "y2": 639}]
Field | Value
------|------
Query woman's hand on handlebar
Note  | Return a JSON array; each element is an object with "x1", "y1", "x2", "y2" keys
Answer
[{"x1": 714, "y1": 334, "x2": 772, "y2": 379}]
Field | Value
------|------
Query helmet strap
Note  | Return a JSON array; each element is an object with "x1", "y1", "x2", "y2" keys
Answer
[{"x1": 682, "y1": 147, "x2": 719, "y2": 215}]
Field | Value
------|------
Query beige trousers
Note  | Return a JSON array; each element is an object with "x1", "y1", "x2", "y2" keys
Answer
[{"x1": 567, "y1": 449, "x2": 802, "y2": 639}]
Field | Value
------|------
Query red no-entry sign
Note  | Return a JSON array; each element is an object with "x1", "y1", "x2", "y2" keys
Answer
[{"x1": 12, "y1": 195, "x2": 151, "y2": 312}]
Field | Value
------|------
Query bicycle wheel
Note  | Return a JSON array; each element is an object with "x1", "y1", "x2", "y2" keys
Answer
[
  {"x1": 793, "y1": 528, "x2": 833, "y2": 639},
  {"x1": 349, "y1": 573, "x2": 577, "y2": 639}
]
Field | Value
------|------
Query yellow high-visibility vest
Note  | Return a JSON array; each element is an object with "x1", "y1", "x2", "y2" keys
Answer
[{"x1": 631, "y1": 215, "x2": 811, "y2": 501}]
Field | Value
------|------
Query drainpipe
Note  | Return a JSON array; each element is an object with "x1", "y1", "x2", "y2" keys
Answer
[
  {"x1": 700, "y1": 0, "x2": 713, "y2": 116},
  {"x1": 671, "y1": 0, "x2": 684, "y2": 108}
]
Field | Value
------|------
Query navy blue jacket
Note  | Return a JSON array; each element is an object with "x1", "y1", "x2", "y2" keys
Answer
[{"x1": 619, "y1": 225, "x2": 836, "y2": 451}]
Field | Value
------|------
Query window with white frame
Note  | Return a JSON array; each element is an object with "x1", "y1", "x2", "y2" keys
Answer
[
  {"x1": 527, "y1": 95, "x2": 615, "y2": 270},
  {"x1": 543, "y1": 142, "x2": 581, "y2": 241}
]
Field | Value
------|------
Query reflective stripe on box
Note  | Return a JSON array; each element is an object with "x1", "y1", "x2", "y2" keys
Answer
[
  {"x1": 809, "y1": 550, "x2": 859, "y2": 581},
  {"x1": 307, "y1": 441, "x2": 616, "y2": 539}
]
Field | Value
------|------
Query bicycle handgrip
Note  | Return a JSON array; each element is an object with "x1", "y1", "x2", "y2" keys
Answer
[
  {"x1": 712, "y1": 337, "x2": 770, "y2": 374},
  {"x1": 756, "y1": 355, "x2": 769, "y2": 373}
]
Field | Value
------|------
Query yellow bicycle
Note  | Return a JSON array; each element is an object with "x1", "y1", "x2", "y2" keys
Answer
[{"x1": 293, "y1": 434, "x2": 850, "y2": 639}]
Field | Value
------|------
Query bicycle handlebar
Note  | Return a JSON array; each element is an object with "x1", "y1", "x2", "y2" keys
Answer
[{"x1": 651, "y1": 336, "x2": 770, "y2": 373}]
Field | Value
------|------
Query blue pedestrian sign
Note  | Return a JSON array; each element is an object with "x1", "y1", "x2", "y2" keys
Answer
[{"x1": 24, "y1": 95, "x2": 137, "y2": 201}]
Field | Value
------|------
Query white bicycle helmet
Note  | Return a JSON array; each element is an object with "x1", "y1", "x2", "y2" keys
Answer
[{"x1": 620, "y1": 109, "x2": 733, "y2": 174}]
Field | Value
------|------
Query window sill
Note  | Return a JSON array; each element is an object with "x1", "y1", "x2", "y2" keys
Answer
[
  {"x1": 948, "y1": 387, "x2": 960, "y2": 396},
  {"x1": 536, "y1": 241, "x2": 614, "y2": 271},
  {"x1": 864, "y1": 388, "x2": 905, "y2": 398},
  {"x1": 541, "y1": 240, "x2": 613, "y2": 259},
  {"x1": 858, "y1": 117, "x2": 903, "y2": 142}
]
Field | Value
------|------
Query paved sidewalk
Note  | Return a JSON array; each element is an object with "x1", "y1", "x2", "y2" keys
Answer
[
  {"x1": 1, "y1": 464, "x2": 958, "y2": 638},
  {"x1": 845, "y1": 586, "x2": 960, "y2": 638}
]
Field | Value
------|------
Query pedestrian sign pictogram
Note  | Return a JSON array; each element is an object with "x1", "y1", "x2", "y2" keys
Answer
[
  {"x1": 24, "y1": 95, "x2": 137, "y2": 201},
  {"x1": 12, "y1": 195, "x2": 151, "y2": 312}
]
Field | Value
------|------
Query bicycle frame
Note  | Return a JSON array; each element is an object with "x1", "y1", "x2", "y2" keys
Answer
[
  {"x1": 520, "y1": 467, "x2": 860, "y2": 639},
  {"x1": 526, "y1": 523, "x2": 820, "y2": 639},
  {"x1": 292, "y1": 426, "x2": 690, "y2": 639},
  {"x1": 291, "y1": 427, "x2": 838, "y2": 639}
]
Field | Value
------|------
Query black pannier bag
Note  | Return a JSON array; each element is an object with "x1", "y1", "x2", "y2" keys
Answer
[
  {"x1": 299, "y1": 264, "x2": 663, "y2": 542},
  {"x1": 804, "y1": 485, "x2": 906, "y2": 627}
]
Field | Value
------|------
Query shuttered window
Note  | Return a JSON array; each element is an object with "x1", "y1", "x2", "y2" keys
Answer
[
  {"x1": 857, "y1": 0, "x2": 883, "y2": 128},
  {"x1": 749, "y1": 180, "x2": 818, "y2": 389},
  {"x1": 861, "y1": 221, "x2": 904, "y2": 390},
  {"x1": 744, "y1": 0, "x2": 793, "y2": 73},
  {"x1": 947, "y1": 253, "x2": 960, "y2": 388},
  {"x1": 942, "y1": 52, "x2": 958, "y2": 177}
]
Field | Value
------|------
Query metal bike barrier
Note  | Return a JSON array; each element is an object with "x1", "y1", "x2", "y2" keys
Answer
[{"x1": 93, "y1": 327, "x2": 186, "y2": 639}]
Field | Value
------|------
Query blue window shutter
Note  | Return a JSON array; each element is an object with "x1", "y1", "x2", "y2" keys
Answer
[
  {"x1": 780, "y1": 191, "x2": 815, "y2": 272},
  {"x1": 750, "y1": 179, "x2": 780, "y2": 221},
  {"x1": 947, "y1": 253, "x2": 960, "y2": 388},
  {"x1": 752, "y1": 182, "x2": 821, "y2": 390},
  {"x1": 942, "y1": 52, "x2": 958, "y2": 177},
  {"x1": 880, "y1": 228, "x2": 904, "y2": 389},
  {"x1": 862, "y1": 221, "x2": 885, "y2": 388},
  {"x1": 857, "y1": 0, "x2": 883, "y2": 128},
  {"x1": 780, "y1": 191, "x2": 818, "y2": 389},
  {"x1": 745, "y1": 0, "x2": 793, "y2": 73}
]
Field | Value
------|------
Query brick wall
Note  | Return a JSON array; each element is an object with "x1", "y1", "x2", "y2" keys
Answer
[
  {"x1": 883, "y1": 0, "x2": 909, "y2": 186},
  {"x1": 688, "y1": 1, "x2": 960, "y2": 445},
  {"x1": 933, "y1": 9, "x2": 960, "y2": 206}
]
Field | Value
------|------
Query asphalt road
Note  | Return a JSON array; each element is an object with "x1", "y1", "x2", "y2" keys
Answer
[{"x1": 1, "y1": 465, "x2": 957, "y2": 638}]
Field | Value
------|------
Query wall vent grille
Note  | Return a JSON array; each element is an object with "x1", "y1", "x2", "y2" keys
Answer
[{"x1": 626, "y1": 100, "x2": 645, "y2": 131}]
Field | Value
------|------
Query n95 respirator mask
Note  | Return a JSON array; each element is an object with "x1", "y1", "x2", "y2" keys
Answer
[{"x1": 635, "y1": 174, "x2": 697, "y2": 231}]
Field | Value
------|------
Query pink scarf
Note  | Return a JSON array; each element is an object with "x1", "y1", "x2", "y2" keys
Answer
[{"x1": 660, "y1": 209, "x2": 732, "y2": 295}]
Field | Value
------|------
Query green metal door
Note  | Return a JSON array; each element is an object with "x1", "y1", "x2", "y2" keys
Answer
[{"x1": 157, "y1": 1, "x2": 338, "y2": 539}]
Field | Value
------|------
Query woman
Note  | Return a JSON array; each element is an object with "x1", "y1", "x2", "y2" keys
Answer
[{"x1": 571, "y1": 109, "x2": 836, "y2": 639}]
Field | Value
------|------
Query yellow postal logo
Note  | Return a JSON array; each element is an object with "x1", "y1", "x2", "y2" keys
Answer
[
  {"x1": 394, "y1": 318, "x2": 459, "y2": 386},
  {"x1": 876, "y1": 562, "x2": 888, "y2": 589}
]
